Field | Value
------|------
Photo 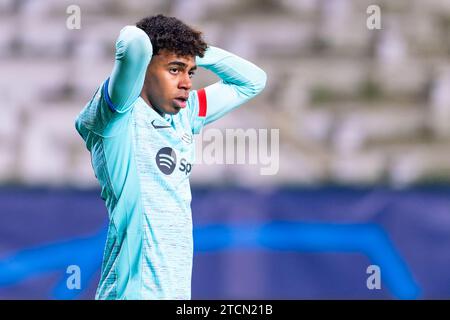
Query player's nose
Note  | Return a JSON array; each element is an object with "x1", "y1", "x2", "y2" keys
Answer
[{"x1": 178, "y1": 73, "x2": 192, "y2": 91}]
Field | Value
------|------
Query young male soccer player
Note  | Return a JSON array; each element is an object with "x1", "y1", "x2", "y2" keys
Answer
[{"x1": 75, "y1": 14, "x2": 266, "y2": 299}]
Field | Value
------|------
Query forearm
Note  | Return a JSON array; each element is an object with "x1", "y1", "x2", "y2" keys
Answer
[
  {"x1": 108, "y1": 26, "x2": 153, "y2": 112},
  {"x1": 196, "y1": 46, "x2": 266, "y2": 97},
  {"x1": 195, "y1": 46, "x2": 267, "y2": 124}
]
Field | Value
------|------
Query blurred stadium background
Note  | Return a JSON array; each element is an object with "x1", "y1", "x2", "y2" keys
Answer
[{"x1": 1, "y1": 0, "x2": 450, "y2": 299}]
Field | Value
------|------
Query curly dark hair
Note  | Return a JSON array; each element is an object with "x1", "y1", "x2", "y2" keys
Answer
[{"x1": 136, "y1": 14, "x2": 207, "y2": 58}]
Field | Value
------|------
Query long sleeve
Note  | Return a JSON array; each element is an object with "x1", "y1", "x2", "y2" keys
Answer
[
  {"x1": 107, "y1": 25, "x2": 153, "y2": 112},
  {"x1": 75, "y1": 26, "x2": 152, "y2": 138},
  {"x1": 192, "y1": 46, "x2": 267, "y2": 127}
]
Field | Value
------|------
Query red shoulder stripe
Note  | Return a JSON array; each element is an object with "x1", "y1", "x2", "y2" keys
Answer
[{"x1": 197, "y1": 88, "x2": 207, "y2": 117}]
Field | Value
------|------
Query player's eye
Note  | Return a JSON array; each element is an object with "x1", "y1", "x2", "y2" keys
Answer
[
  {"x1": 169, "y1": 68, "x2": 179, "y2": 74},
  {"x1": 188, "y1": 71, "x2": 195, "y2": 78}
]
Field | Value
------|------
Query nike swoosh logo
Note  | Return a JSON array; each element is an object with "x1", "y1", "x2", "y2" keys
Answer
[{"x1": 151, "y1": 119, "x2": 171, "y2": 129}]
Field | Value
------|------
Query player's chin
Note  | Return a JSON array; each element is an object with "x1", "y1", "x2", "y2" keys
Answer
[{"x1": 167, "y1": 103, "x2": 182, "y2": 114}]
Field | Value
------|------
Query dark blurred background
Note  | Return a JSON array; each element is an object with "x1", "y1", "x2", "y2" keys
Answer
[{"x1": 1, "y1": 0, "x2": 450, "y2": 299}]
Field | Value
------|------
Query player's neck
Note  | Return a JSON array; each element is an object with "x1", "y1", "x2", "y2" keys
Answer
[{"x1": 140, "y1": 92, "x2": 165, "y2": 118}]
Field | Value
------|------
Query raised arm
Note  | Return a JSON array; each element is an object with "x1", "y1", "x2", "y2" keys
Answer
[
  {"x1": 195, "y1": 46, "x2": 267, "y2": 125},
  {"x1": 107, "y1": 25, "x2": 153, "y2": 112},
  {"x1": 75, "y1": 26, "x2": 152, "y2": 138}
]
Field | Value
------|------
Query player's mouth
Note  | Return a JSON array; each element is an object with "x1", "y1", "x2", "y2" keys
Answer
[{"x1": 173, "y1": 96, "x2": 188, "y2": 108}]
